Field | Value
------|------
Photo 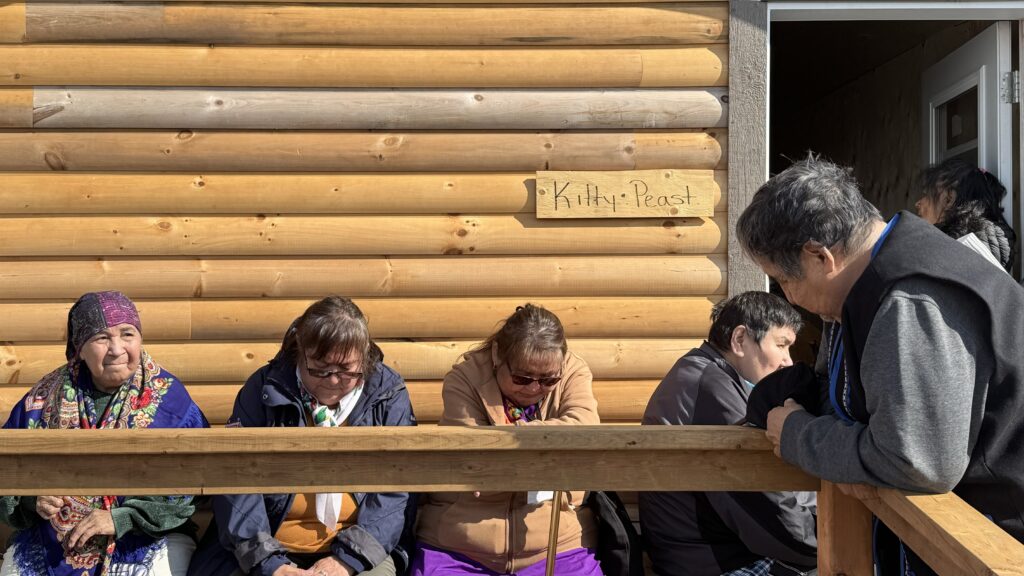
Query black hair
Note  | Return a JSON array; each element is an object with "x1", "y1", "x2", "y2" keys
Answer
[
  {"x1": 707, "y1": 291, "x2": 803, "y2": 353},
  {"x1": 920, "y1": 158, "x2": 1016, "y2": 270}
]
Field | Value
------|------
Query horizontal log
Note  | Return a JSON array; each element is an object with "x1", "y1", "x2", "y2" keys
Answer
[
  {"x1": 862, "y1": 488, "x2": 1024, "y2": 576},
  {"x1": 17, "y1": 3, "x2": 728, "y2": 45},
  {"x1": 0, "y1": 338, "x2": 702, "y2": 383},
  {"x1": 0, "y1": 130, "x2": 726, "y2": 171},
  {"x1": 17, "y1": 88, "x2": 728, "y2": 130},
  {"x1": 0, "y1": 297, "x2": 717, "y2": 340},
  {"x1": 0, "y1": 255, "x2": 727, "y2": 298},
  {"x1": 0, "y1": 171, "x2": 729, "y2": 214},
  {"x1": 0, "y1": 4, "x2": 24, "y2": 44},
  {"x1": 0, "y1": 45, "x2": 728, "y2": 88},
  {"x1": 0, "y1": 379, "x2": 661, "y2": 424},
  {"x1": 0, "y1": 214, "x2": 726, "y2": 256},
  {"x1": 0, "y1": 427, "x2": 819, "y2": 494},
  {"x1": 0, "y1": 86, "x2": 29, "y2": 128}
]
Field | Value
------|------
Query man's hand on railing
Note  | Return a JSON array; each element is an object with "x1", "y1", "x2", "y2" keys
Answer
[{"x1": 765, "y1": 398, "x2": 807, "y2": 458}]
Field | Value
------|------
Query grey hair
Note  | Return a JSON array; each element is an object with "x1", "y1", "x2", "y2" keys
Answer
[{"x1": 737, "y1": 155, "x2": 883, "y2": 278}]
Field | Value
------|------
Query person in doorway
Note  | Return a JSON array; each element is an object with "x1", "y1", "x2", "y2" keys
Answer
[
  {"x1": 915, "y1": 157, "x2": 1016, "y2": 272},
  {"x1": 739, "y1": 156, "x2": 1024, "y2": 575},
  {"x1": 639, "y1": 291, "x2": 817, "y2": 576},
  {"x1": 412, "y1": 304, "x2": 602, "y2": 576},
  {"x1": 188, "y1": 296, "x2": 416, "y2": 576},
  {"x1": 0, "y1": 291, "x2": 208, "y2": 576}
]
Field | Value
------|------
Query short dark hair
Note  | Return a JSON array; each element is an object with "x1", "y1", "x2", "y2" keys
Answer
[
  {"x1": 737, "y1": 155, "x2": 883, "y2": 279},
  {"x1": 707, "y1": 291, "x2": 803, "y2": 353},
  {"x1": 281, "y1": 296, "x2": 383, "y2": 377}
]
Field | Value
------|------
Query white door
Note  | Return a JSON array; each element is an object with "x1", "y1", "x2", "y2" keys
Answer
[{"x1": 922, "y1": 21, "x2": 1014, "y2": 228}]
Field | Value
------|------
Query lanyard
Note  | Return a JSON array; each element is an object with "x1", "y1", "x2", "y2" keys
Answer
[{"x1": 828, "y1": 213, "x2": 901, "y2": 423}]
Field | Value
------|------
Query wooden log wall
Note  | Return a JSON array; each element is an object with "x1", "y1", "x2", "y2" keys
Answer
[{"x1": 0, "y1": 0, "x2": 730, "y2": 424}]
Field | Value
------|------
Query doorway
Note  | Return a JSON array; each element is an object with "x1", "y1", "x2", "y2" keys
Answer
[
  {"x1": 765, "y1": 15, "x2": 1021, "y2": 362},
  {"x1": 769, "y1": 19, "x2": 1016, "y2": 219}
]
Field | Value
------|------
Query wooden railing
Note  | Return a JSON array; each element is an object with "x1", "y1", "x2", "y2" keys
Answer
[{"x1": 1, "y1": 426, "x2": 1022, "y2": 576}]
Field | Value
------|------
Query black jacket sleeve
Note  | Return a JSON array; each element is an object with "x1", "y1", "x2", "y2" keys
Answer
[
  {"x1": 704, "y1": 490, "x2": 817, "y2": 568},
  {"x1": 213, "y1": 371, "x2": 291, "y2": 576}
]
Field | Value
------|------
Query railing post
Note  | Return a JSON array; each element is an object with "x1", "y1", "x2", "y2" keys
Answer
[{"x1": 818, "y1": 481, "x2": 874, "y2": 576}]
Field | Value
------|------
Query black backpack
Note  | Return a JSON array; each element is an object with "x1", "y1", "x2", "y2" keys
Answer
[{"x1": 584, "y1": 491, "x2": 645, "y2": 576}]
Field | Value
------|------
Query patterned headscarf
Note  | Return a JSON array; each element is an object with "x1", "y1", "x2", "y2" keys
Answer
[{"x1": 65, "y1": 291, "x2": 142, "y2": 361}]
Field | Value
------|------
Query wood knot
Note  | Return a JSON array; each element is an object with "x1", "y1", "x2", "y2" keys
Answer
[
  {"x1": 12, "y1": 73, "x2": 20, "y2": 80},
  {"x1": 383, "y1": 136, "x2": 399, "y2": 146},
  {"x1": 623, "y1": 145, "x2": 635, "y2": 154},
  {"x1": 176, "y1": 130, "x2": 194, "y2": 140},
  {"x1": 721, "y1": 94, "x2": 729, "y2": 104},
  {"x1": 245, "y1": 353, "x2": 255, "y2": 360},
  {"x1": 43, "y1": 151, "x2": 66, "y2": 171},
  {"x1": 662, "y1": 220, "x2": 675, "y2": 229},
  {"x1": 443, "y1": 247, "x2": 464, "y2": 255},
  {"x1": 543, "y1": 142, "x2": 553, "y2": 150},
  {"x1": 455, "y1": 228, "x2": 468, "y2": 237},
  {"x1": 5, "y1": 360, "x2": 16, "y2": 366},
  {"x1": 473, "y1": 94, "x2": 484, "y2": 102},
  {"x1": 192, "y1": 178, "x2": 205, "y2": 188},
  {"x1": 156, "y1": 221, "x2": 172, "y2": 231}
]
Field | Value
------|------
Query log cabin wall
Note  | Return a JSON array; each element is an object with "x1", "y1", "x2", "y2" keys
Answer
[{"x1": 0, "y1": 0, "x2": 729, "y2": 424}]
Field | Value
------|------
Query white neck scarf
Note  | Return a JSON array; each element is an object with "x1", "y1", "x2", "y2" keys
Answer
[{"x1": 297, "y1": 368, "x2": 363, "y2": 528}]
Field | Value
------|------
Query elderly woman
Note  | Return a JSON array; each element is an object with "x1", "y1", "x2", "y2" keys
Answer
[
  {"x1": 187, "y1": 296, "x2": 416, "y2": 576},
  {"x1": 413, "y1": 304, "x2": 602, "y2": 576},
  {"x1": 0, "y1": 291, "x2": 208, "y2": 576}
]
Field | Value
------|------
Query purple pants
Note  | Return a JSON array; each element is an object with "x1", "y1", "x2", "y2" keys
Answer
[{"x1": 410, "y1": 543, "x2": 604, "y2": 576}]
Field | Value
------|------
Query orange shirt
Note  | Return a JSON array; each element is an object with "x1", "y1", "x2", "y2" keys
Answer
[
  {"x1": 275, "y1": 492, "x2": 359, "y2": 554},
  {"x1": 275, "y1": 413, "x2": 359, "y2": 553}
]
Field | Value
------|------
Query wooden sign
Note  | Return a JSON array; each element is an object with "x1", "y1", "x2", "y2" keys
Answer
[{"x1": 535, "y1": 170, "x2": 715, "y2": 219}]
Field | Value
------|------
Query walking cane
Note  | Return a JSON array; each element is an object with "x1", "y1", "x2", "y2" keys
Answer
[{"x1": 545, "y1": 491, "x2": 564, "y2": 576}]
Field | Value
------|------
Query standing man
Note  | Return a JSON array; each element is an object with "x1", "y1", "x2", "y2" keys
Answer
[
  {"x1": 640, "y1": 291, "x2": 817, "y2": 576},
  {"x1": 736, "y1": 157, "x2": 1024, "y2": 574}
]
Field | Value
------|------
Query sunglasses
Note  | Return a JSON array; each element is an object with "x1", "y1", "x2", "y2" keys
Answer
[
  {"x1": 505, "y1": 362, "x2": 561, "y2": 387},
  {"x1": 302, "y1": 350, "x2": 363, "y2": 382}
]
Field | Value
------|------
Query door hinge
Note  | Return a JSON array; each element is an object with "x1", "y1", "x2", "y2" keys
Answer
[{"x1": 1001, "y1": 70, "x2": 1020, "y2": 104}]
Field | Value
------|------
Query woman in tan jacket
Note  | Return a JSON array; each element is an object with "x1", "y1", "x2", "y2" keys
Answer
[{"x1": 412, "y1": 304, "x2": 603, "y2": 576}]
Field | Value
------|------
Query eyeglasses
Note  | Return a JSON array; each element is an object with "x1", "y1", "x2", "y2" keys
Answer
[
  {"x1": 302, "y1": 350, "x2": 363, "y2": 382},
  {"x1": 505, "y1": 362, "x2": 561, "y2": 387}
]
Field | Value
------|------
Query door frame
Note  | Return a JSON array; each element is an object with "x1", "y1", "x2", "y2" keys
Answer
[{"x1": 728, "y1": 0, "x2": 1024, "y2": 295}]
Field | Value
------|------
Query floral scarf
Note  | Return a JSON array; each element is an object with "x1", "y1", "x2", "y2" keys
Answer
[
  {"x1": 9, "y1": 349, "x2": 182, "y2": 576},
  {"x1": 502, "y1": 395, "x2": 540, "y2": 424}
]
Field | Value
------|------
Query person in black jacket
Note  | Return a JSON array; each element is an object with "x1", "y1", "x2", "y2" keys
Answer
[
  {"x1": 739, "y1": 156, "x2": 1024, "y2": 575},
  {"x1": 188, "y1": 296, "x2": 417, "y2": 576},
  {"x1": 639, "y1": 292, "x2": 817, "y2": 576}
]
